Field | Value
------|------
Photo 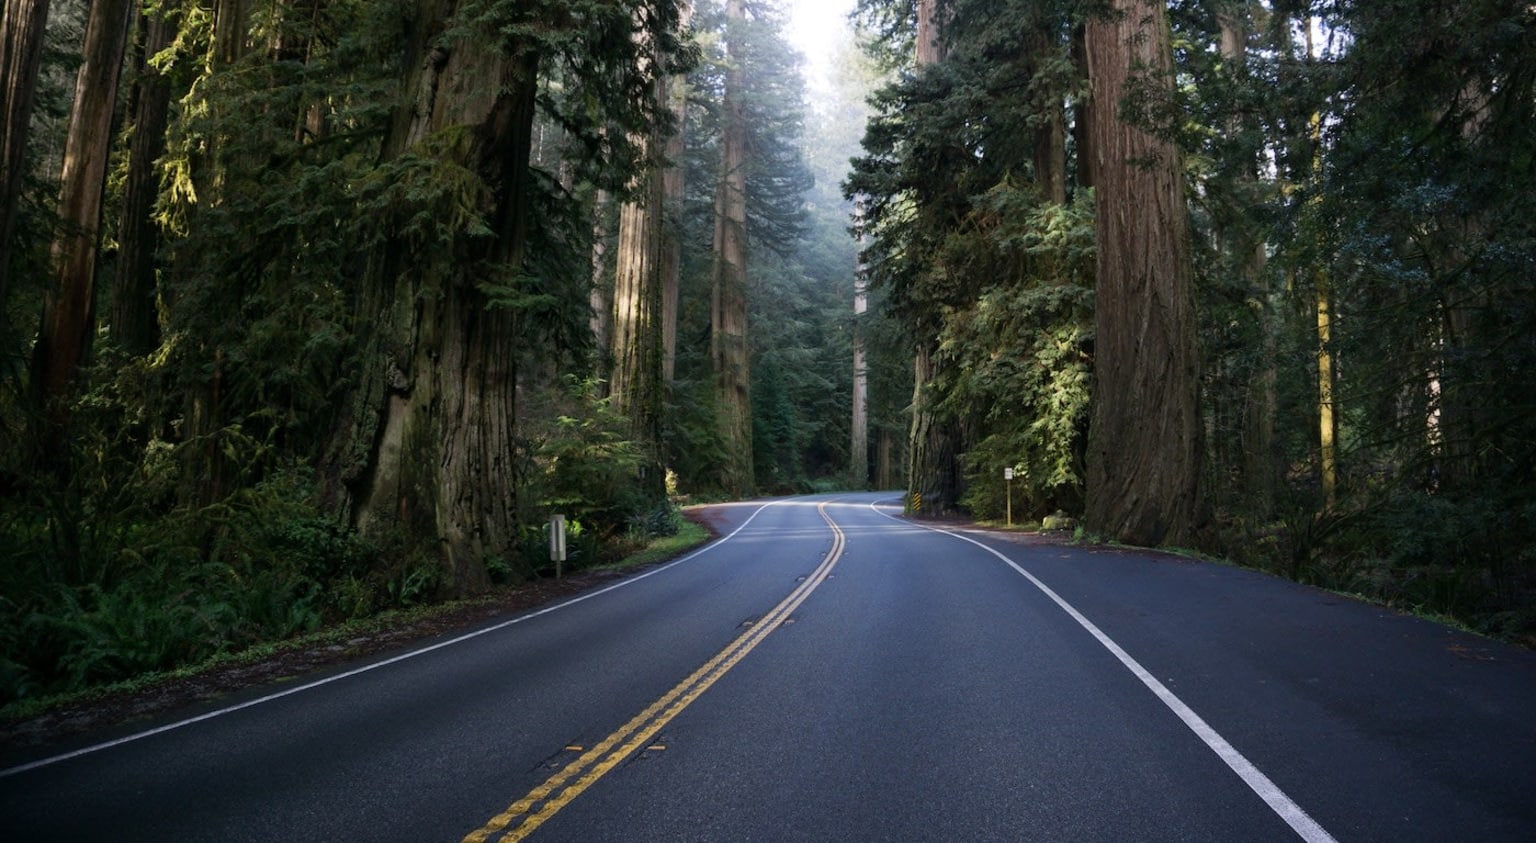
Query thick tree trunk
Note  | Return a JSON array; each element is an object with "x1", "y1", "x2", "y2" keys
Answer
[
  {"x1": 610, "y1": 154, "x2": 664, "y2": 445},
  {"x1": 711, "y1": 0, "x2": 752, "y2": 495},
  {"x1": 915, "y1": 0, "x2": 945, "y2": 65},
  {"x1": 30, "y1": 0, "x2": 134, "y2": 428},
  {"x1": 908, "y1": 344, "x2": 961, "y2": 513},
  {"x1": 112, "y1": 4, "x2": 178, "y2": 357},
  {"x1": 0, "y1": 0, "x2": 52, "y2": 313},
  {"x1": 1083, "y1": 0, "x2": 1207, "y2": 547},
  {"x1": 346, "y1": 1, "x2": 540, "y2": 595},
  {"x1": 904, "y1": 0, "x2": 958, "y2": 515}
]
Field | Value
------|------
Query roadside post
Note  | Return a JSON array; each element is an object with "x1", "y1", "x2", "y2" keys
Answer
[
  {"x1": 549, "y1": 514, "x2": 567, "y2": 579},
  {"x1": 1003, "y1": 467, "x2": 1015, "y2": 527}
]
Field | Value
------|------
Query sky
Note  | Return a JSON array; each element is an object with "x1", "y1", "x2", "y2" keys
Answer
[{"x1": 784, "y1": 0, "x2": 858, "y2": 95}]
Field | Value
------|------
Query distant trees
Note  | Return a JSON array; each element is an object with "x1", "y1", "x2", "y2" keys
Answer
[
  {"x1": 710, "y1": 0, "x2": 754, "y2": 495},
  {"x1": 850, "y1": 0, "x2": 1094, "y2": 519},
  {"x1": 648, "y1": 0, "x2": 821, "y2": 495}
]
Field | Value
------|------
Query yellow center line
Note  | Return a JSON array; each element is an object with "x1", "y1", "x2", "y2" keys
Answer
[{"x1": 462, "y1": 501, "x2": 848, "y2": 843}]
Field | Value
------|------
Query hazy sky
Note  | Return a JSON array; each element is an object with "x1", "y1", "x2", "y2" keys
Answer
[{"x1": 785, "y1": 0, "x2": 857, "y2": 95}]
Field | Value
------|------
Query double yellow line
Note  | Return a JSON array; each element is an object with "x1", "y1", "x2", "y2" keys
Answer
[{"x1": 463, "y1": 501, "x2": 848, "y2": 843}]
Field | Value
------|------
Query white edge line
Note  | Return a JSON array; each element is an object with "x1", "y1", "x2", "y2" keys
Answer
[
  {"x1": 867, "y1": 500, "x2": 1337, "y2": 843},
  {"x1": 0, "y1": 501, "x2": 781, "y2": 779}
]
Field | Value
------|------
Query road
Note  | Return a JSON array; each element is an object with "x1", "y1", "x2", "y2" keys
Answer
[{"x1": 3, "y1": 493, "x2": 1535, "y2": 841}]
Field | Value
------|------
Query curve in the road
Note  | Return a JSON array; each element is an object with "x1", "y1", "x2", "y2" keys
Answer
[
  {"x1": 464, "y1": 500, "x2": 848, "y2": 842},
  {"x1": 864, "y1": 497, "x2": 1338, "y2": 843}
]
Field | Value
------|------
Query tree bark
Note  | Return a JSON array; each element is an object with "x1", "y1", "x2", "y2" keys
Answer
[
  {"x1": 610, "y1": 154, "x2": 664, "y2": 445},
  {"x1": 590, "y1": 187, "x2": 611, "y2": 357},
  {"x1": 660, "y1": 63, "x2": 686, "y2": 386},
  {"x1": 904, "y1": 0, "x2": 958, "y2": 515},
  {"x1": 850, "y1": 207, "x2": 868, "y2": 489},
  {"x1": 1083, "y1": 0, "x2": 1207, "y2": 547},
  {"x1": 0, "y1": 0, "x2": 52, "y2": 314},
  {"x1": 112, "y1": 3, "x2": 179, "y2": 357},
  {"x1": 346, "y1": 0, "x2": 541, "y2": 595},
  {"x1": 907, "y1": 344, "x2": 961, "y2": 513},
  {"x1": 711, "y1": 0, "x2": 753, "y2": 495},
  {"x1": 1303, "y1": 22, "x2": 1337, "y2": 512},
  {"x1": 1028, "y1": 22, "x2": 1067, "y2": 205},
  {"x1": 915, "y1": 0, "x2": 945, "y2": 66},
  {"x1": 30, "y1": 0, "x2": 135, "y2": 428}
]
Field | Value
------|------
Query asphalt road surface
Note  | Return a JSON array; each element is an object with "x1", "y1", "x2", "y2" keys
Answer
[{"x1": 3, "y1": 493, "x2": 1535, "y2": 841}]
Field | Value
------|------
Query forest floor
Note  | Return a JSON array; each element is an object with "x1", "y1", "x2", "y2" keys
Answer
[{"x1": 1, "y1": 510, "x2": 731, "y2": 754}]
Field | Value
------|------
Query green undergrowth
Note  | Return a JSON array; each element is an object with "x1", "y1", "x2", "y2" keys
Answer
[
  {"x1": 0, "y1": 513, "x2": 713, "y2": 725},
  {"x1": 592, "y1": 517, "x2": 709, "y2": 572}
]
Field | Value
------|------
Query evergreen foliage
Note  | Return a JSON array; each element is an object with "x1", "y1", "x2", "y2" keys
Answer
[
  {"x1": 849, "y1": 0, "x2": 1092, "y2": 519},
  {"x1": 850, "y1": 0, "x2": 1536, "y2": 637}
]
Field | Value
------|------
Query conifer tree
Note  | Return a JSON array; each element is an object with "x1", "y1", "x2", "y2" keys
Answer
[{"x1": 1082, "y1": 0, "x2": 1206, "y2": 547}]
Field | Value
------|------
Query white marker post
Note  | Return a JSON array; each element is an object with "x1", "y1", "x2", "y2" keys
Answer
[
  {"x1": 550, "y1": 514, "x2": 567, "y2": 579},
  {"x1": 1003, "y1": 467, "x2": 1015, "y2": 527}
]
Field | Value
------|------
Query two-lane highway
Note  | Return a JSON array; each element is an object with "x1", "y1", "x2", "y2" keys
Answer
[{"x1": 4, "y1": 493, "x2": 1535, "y2": 841}]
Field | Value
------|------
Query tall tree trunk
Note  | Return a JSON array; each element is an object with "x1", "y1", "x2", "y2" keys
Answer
[
  {"x1": 1070, "y1": 24, "x2": 1093, "y2": 191},
  {"x1": 345, "y1": 1, "x2": 541, "y2": 595},
  {"x1": 905, "y1": 0, "x2": 958, "y2": 515},
  {"x1": 850, "y1": 206, "x2": 868, "y2": 489},
  {"x1": 1083, "y1": 0, "x2": 1207, "y2": 547},
  {"x1": 1028, "y1": 21, "x2": 1067, "y2": 205},
  {"x1": 590, "y1": 186, "x2": 611, "y2": 358},
  {"x1": 660, "y1": 56, "x2": 687, "y2": 386},
  {"x1": 610, "y1": 144, "x2": 664, "y2": 447},
  {"x1": 1316, "y1": 261, "x2": 1338, "y2": 510},
  {"x1": 112, "y1": 3, "x2": 179, "y2": 357},
  {"x1": 915, "y1": 0, "x2": 945, "y2": 66},
  {"x1": 29, "y1": 0, "x2": 134, "y2": 434},
  {"x1": 0, "y1": 0, "x2": 52, "y2": 315},
  {"x1": 907, "y1": 344, "x2": 962, "y2": 512},
  {"x1": 711, "y1": 0, "x2": 752, "y2": 495},
  {"x1": 1303, "y1": 22, "x2": 1338, "y2": 512}
]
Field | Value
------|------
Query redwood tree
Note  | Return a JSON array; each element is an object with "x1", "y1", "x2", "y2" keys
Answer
[
  {"x1": 29, "y1": 0, "x2": 134, "y2": 436},
  {"x1": 711, "y1": 0, "x2": 753, "y2": 494},
  {"x1": 111, "y1": 3, "x2": 180, "y2": 357},
  {"x1": 337, "y1": 0, "x2": 680, "y2": 593},
  {"x1": 1082, "y1": 0, "x2": 1206, "y2": 547},
  {"x1": 0, "y1": 0, "x2": 52, "y2": 317}
]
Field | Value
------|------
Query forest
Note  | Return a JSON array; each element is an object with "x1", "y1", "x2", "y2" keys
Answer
[{"x1": 1, "y1": 0, "x2": 1533, "y2": 709}]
